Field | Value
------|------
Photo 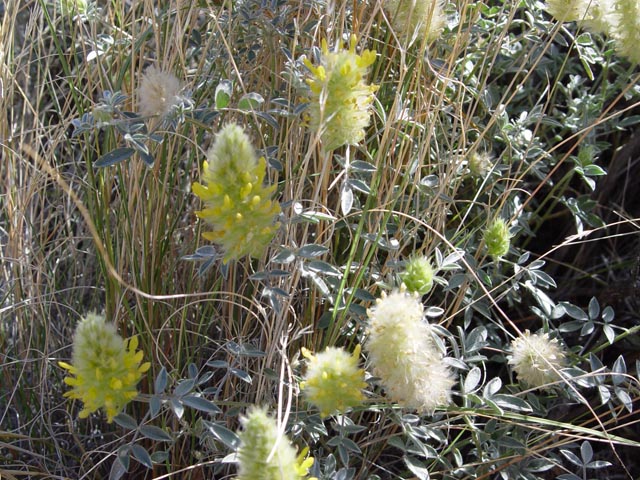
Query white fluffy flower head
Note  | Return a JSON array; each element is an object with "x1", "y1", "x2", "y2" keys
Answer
[
  {"x1": 508, "y1": 330, "x2": 567, "y2": 390},
  {"x1": 384, "y1": 0, "x2": 446, "y2": 44},
  {"x1": 138, "y1": 66, "x2": 182, "y2": 118},
  {"x1": 365, "y1": 289, "x2": 455, "y2": 413}
]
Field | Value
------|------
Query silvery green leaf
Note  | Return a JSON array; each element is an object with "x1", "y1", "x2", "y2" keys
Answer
[
  {"x1": 492, "y1": 394, "x2": 533, "y2": 412},
  {"x1": 603, "y1": 324, "x2": 615, "y2": 345},
  {"x1": 95, "y1": 147, "x2": 135, "y2": 167},
  {"x1": 230, "y1": 368, "x2": 252, "y2": 384},
  {"x1": 341, "y1": 184, "x2": 353, "y2": 215},
  {"x1": 298, "y1": 244, "x2": 329, "y2": 258},
  {"x1": 204, "y1": 421, "x2": 240, "y2": 450},
  {"x1": 150, "y1": 396, "x2": 161, "y2": 417},
  {"x1": 425, "y1": 306, "x2": 444, "y2": 317},
  {"x1": 612, "y1": 355, "x2": 626, "y2": 385},
  {"x1": 109, "y1": 456, "x2": 127, "y2": 480},
  {"x1": 215, "y1": 80, "x2": 232, "y2": 109},
  {"x1": 580, "y1": 441, "x2": 593, "y2": 463},
  {"x1": 113, "y1": 413, "x2": 137, "y2": 430},
  {"x1": 560, "y1": 449, "x2": 583, "y2": 467},
  {"x1": 464, "y1": 367, "x2": 482, "y2": 394},
  {"x1": 174, "y1": 378, "x2": 195, "y2": 397},
  {"x1": 615, "y1": 387, "x2": 632, "y2": 412},
  {"x1": 181, "y1": 395, "x2": 221, "y2": 414},
  {"x1": 483, "y1": 377, "x2": 502, "y2": 397},
  {"x1": 139, "y1": 425, "x2": 173, "y2": 442},
  {"x1": 350, "y1": 160, "x2": 377, "y2": 172},
  {"x1": 588, "y1": 297, "x2": 600, "y2": 320},
  {"x1": 238, "y1": 92, "x2": 264, "y2": 111},
  {"x1": 560, "y1": 302, "x2": 588, "y2": 321},
  {"x1": 154, "y1": 366, "x2": 167, "y2": 394},
  {"x1": 308, "y1": 260, "x2": 342, "y2": 277},
  {"x1": 170, "y1": 398, "x2": 184, "y2": 419},
  {"x1": 404, "y1": 456, "x2": 429, "y2": 480},
  {"x1": 131, "y1": 444, "x2": 153, "y2": 469}
]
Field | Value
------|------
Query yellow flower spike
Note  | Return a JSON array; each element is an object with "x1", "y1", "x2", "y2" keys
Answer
[
  {"x1": 301, "y1": 345, "x2": 366, "y2": 417},
  {"x1": 240, "y1": 183, "x2": 253, "y2": 198},
  {"x1": 59, "y1": 313, "x2": 149, "y2": 423},
  {"x1": 295, "y1": 446, "x2": 315, "y2": 477},
  {"x1": 192, "y1": 124, "x2": 281, "y2": 263},
  {"x1": 305, "y1": 35, "x2": 378, "y2": 151},
  {"x1": 58, "y1": 361, "x2": 74, "y2": 372}
]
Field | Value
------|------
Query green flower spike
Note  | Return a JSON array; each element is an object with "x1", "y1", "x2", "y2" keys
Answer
[
  {"x1": 468, "y1": 151, "x2": 493, "y2": 178},
  {"x1": 236, "y1": 407, "x2": 314, "y2": 480},
  {"x1": 59, "y1": 313, "x2": 150, "y2": 423},
  {"x1": 192, "y1": 123, "x2": 281, "y2": 263}
]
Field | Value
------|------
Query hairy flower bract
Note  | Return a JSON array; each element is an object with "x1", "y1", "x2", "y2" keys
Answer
[
  {"x1": 59, "y1": 313, "x2": 150, "y2": 423},
  {"x1": 192, "y1": 123, "x2": 281, "y2": 263},
  {"x1": 304, "y1": 35, "x2": 378, "y2": 151},
  {"x1": 365, "y1": 289, "x2": 455, "y2": 413},
  {"x1": 300, "y1": 345, "x2": 366, "y2": 417},
  {"x1": 508, "y1": 330, "x2": 567, "y2": 389},
  {"x1": 545, "y1": 0, "x2": 592, "y2": 22}
]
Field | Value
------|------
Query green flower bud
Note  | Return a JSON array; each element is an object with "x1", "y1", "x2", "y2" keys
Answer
[
  {"x1": 484, "y1": 218, "x2": 511, "y2": 260},
  {"x1": 468, "y1": 151, "x2": 493, "y2": 178},
  {"x1": 400, "y1": 256, "x2": 435, "y2": 295}
]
